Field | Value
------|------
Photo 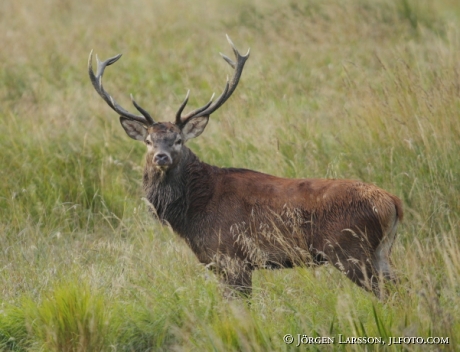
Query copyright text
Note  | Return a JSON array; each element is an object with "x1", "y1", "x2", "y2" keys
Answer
[{"x1": 283, "y1": 334, "x2": 449, "y2": 346}]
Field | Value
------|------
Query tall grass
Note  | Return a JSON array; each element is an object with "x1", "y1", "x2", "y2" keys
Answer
[{"x1": 1, "y1": 0, "x2": 460, "y2": 350}]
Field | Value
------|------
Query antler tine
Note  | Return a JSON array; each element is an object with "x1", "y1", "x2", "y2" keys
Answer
[
  {"x1": 88, "y1": 51, "x2": 155, "y2": 126},
  {"x1": 180, "y1": 93, "x2": 215, "y2": 122},
  {"x1": 130, "y1": 94, "x2": 155, "y2": 123},
  {"x1": 175, "y1": 90, "x2": 190, "y2": 125},
  {"x1": 177, "y1": 36, "x2": 250, "y2": 125},
  {"x1": 176, "y1": 90, "x2": 219, "y2": 125}
]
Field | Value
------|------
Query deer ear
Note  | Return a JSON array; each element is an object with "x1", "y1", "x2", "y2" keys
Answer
[
  {"x1": 120, "y1": 117, "x2": 147, "y2": 141},
  {"x1": 181, "y1": 116, "x2": 209, "y2": 141}
]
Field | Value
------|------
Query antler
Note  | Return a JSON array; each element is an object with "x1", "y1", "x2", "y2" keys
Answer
[
  {"x1": 175, "y1": 35, "x2": 250, "y2": 127},
  {"x1": 88, "y1": 52, "x2": 155, "y2": 126}
]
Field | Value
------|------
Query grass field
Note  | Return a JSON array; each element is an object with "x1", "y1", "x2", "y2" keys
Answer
[{"x1": 1, "y1": 0, "x2": 460, "y2": 350}]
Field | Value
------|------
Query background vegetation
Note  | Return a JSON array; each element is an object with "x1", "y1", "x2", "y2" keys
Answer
[{"x1": 1, "y1": 0, "x2": 459, "y2": 350}]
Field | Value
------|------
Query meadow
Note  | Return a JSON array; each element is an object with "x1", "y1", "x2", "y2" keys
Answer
[{"x1": 1, "y1": 0, "x2": 460, "y2": 350}]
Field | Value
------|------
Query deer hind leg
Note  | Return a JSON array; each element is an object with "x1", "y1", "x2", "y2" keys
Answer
[
  {"x1": 332, "y1": 251, "x2": 376, "y2": 290},
  {"x1": 326, "y1": 224, "x2": 398, "y2": 298},
  {"x1": 373, "y1": 217, "x2": 399, "y2": 284},
  {"x1": 369, "y1": 221, "x2": 399, "y2": 300},
  {"x1": 324, "y1": 242, "x2": 383, "y2": 297}
]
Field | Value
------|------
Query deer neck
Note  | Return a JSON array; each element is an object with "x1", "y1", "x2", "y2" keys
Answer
[{"x1": 143, "y1": 147, "x2": 211, "y2": 233}]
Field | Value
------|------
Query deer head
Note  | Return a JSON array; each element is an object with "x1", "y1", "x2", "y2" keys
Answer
[{"x1": 88, "y1": 35, "x2": 250, "y2": 171}]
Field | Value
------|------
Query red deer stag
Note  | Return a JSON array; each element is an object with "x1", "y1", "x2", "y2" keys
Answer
[{"x1": 88, "y1": 36, "x2": 403, "y2": 298}]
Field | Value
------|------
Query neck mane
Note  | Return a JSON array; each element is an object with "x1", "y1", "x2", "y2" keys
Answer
[{"x1": 143, "y1": 147, "x2": 213, "y2": 235}]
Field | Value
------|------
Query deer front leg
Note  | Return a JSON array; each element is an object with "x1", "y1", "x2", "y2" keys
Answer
[
  {"x1": 210, "y1": 255, "x2": 253, "y2": 298},
  {"x1": 222, "y1": 262, "x2": 253, "y2": 298}
]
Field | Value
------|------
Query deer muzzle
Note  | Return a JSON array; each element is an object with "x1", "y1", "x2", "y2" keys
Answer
[{"x1": 153, "y1": 152, "x2": 172, "y2": 167}]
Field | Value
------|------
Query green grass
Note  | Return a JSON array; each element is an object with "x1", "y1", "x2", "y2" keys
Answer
[{"x1": 1, "y1": 0, "x2": 460, "y2": 350}]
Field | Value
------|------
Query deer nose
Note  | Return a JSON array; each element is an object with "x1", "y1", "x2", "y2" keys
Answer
[{"x1": 154, "y1": 153, "x2": 172, "y2": 166}]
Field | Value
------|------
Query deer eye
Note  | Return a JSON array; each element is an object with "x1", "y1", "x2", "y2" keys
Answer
[
  {"x1": 145, "y1": 139, "x2": 152, "y2": 146},
  {"x1": 175, "y1": 139, "x2": 182, "y2": 145}
]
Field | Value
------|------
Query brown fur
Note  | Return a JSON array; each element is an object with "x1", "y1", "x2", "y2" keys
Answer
[{"x1": 143, "y1": 142, "x2": 403, "y2": 298}]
